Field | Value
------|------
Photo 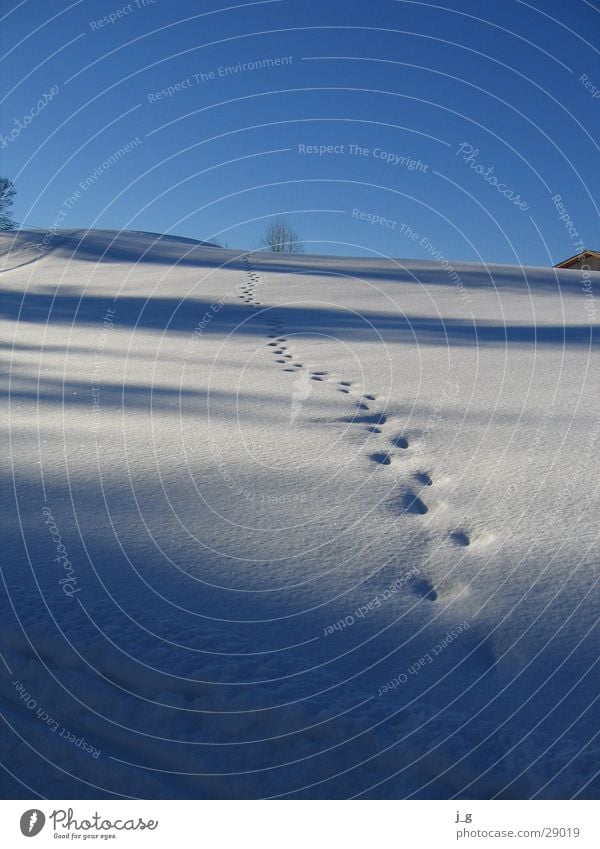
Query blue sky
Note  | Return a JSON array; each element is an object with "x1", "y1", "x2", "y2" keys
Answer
[{"x1": 1, "y1": 0, "x2": 598, "y2": 264}]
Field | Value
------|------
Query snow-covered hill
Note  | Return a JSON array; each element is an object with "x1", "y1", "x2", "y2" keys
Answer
[{"x1": 1, "y1": 229, "x2": 598, "y2": 799}]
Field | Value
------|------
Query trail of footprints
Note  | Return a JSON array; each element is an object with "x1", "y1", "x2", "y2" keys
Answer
[
  {"x1": 239, "y1": 255, "x2": 471, "y2": 561},
  {"x1": 239, "y1": 254, "x2": 263, "y2": 309}
]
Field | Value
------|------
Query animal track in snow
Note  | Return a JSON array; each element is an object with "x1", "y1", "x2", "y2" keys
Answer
[
  {"x1": 412, "y1": 577, "x2": 438, "y2": 601},
  {"x1": 369, "y1": 451, "x2": 392, "y2": 466},
  {"x1": 242, "y1": 255, "x2": 439, "y2": 534},
  {"x1": 451, "y1": 528, "x2": 496, "y2": 548},
  {"x1": 391, "y1": 489, "x2": 429, "y2": 516},
  {"x1": 343, "y1": 412, "x2": 387, "y2": 426},
  {"x1": 450, "y1": 530, "x2": 471, "y2": 547}
]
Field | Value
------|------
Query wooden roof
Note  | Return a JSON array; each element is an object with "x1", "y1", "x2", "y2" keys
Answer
[{"x1": 555, "y1": 249, "x2": 600, "y2": 268}]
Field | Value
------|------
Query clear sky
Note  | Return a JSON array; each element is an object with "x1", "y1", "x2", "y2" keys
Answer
[{"x1": 1, "y1": 0, "x2": 598, "y2": 264}]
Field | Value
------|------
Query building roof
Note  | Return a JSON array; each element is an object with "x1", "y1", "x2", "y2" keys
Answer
[{"x1": 554, "y1": 249, "x2": 600, "y2": 268}]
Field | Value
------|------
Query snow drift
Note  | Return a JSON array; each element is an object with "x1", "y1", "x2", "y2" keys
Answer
[{"x1": 1, "y1": 228, "x2": 598, "y2": 799}]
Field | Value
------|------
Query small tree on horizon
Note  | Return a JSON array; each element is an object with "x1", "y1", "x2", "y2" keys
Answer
[
  {"x1": 258, "y1": 217, "x2": 304, "y2": 253},
  {"x1": 0, "y1": 177, "x2": 16, "y2": 230}
]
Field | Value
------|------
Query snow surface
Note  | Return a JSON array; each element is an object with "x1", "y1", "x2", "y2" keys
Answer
[{"x1": 1, "y1": 228, "x2": 599, "y2": 799}]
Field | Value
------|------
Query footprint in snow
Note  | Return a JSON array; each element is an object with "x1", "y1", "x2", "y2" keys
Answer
[
  {"x1": 369, "y1": 451, "x2": 392, "y2": 466},
  {"x1": 392, "y1": 435, "x2": 409, "y2": 449},
  {"x1": 391, "y1": 489, "x2": 429, "y2": 515},
  {"x1": 412, "y1": 577, "x2": 438, "y2": 602},
  {"x1": 450, "y1": 530, "x2": 471, "y2": 547},
  {"x1": 343, "y1": 412, "x2": 387, "y2": 426},
  {"x1": 414, "y1": 471, "x2": 433, "y2": 487}
]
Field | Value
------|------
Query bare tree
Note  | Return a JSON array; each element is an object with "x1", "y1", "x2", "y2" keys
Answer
[
  {"x1": 258, "y1": 217, "x2": 304, "y2": 253},
  {"x1": 0, "y1": 177, "x2": 16, "y2": 230}
]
